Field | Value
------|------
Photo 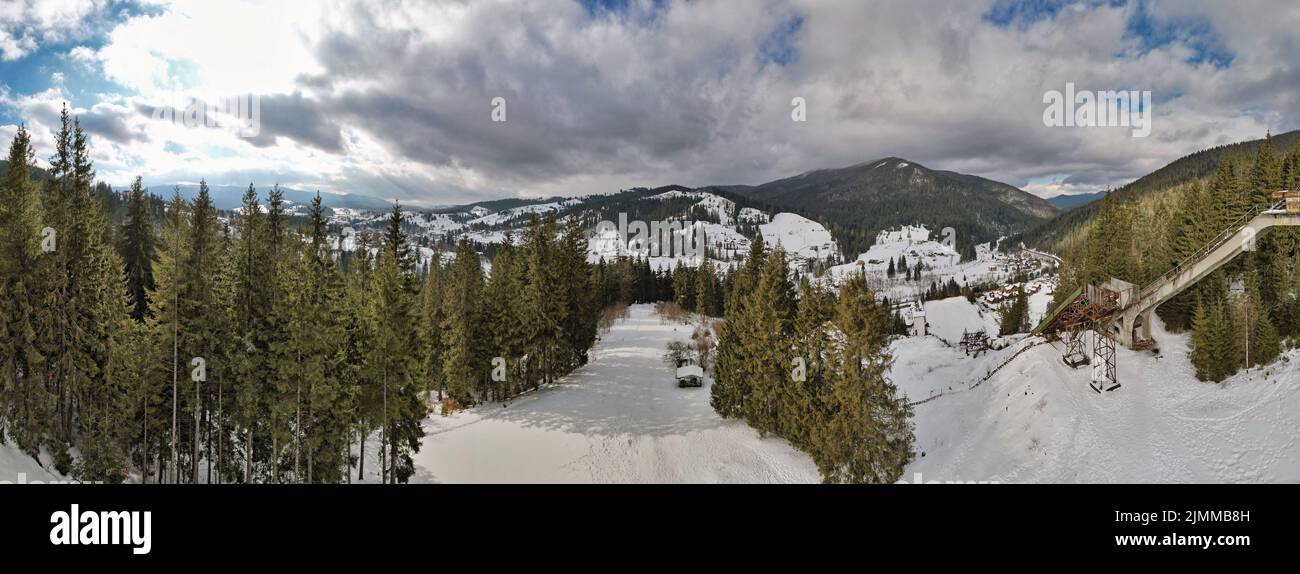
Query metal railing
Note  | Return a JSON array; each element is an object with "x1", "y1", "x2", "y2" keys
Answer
[{"x1": 1135, "y1": 200, "x2": 1286, "y2": 305}]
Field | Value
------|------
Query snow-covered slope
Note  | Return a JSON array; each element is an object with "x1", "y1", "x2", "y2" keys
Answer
[
  {"x1": 738, "y1": 207, "x2": 769, "y2": 224},
  {"x1": 653, "y1": 190, "x2": 737, "y2": 225},
  {"x1": 583, "y1": 190, "x2": 839, "y2": 273},
  {"x1": 0, "y1": 441, "x2": 71, "y2": 483},
  {"x1": 830, "y1": 225, "x2": 963, "y2": 280},
  {"x1": 924, "y1": 296, "x2": 1001, "y2": 344},
  {"x1": 406, "y1": 305, "x2": 819, "y2": 483},
  {"x1": 469, "y1": 202, "x2": 563, "y2": 227},
  {"x1": 828, "y1": 224, "x2": 1054, "y2": 302},
  {"x1": 896, "y1": 300, "x2": 1300, "y2": 483},
  {"x1": 760, "y1": 213, "x2": 838, "y2": 264}
]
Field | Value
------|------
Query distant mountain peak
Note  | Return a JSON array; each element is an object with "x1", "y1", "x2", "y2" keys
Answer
[{"x1": 724, "y1": 157, "x2": 1058, "y2": 255}]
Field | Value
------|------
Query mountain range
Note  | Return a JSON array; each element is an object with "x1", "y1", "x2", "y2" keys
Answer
[
  {"x1": 708, "y1": 157, "x2": 1058, "y2": 256},
  {"x1": 1046, "y1": 191, "x2": 1105, "y2": 210}
]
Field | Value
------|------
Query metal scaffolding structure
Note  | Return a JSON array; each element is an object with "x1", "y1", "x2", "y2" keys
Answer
[
  {"x1": 1090, "y1": 330, "x2": 1118, "y2": 393},
  {"x1": 960, "y1": 329, "x2": 990, "y2": 357},
  {"x1": 1061, "y1": 329, "x2": 1089, "y2": 368},
  {"x1": 1035, "y1": 282, "x2": 1122, "y2": 391}
]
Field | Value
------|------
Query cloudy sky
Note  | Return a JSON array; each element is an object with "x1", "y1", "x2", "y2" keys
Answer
[{"x1": 1, "y1": 0, "x2": 1297, "y2": 206}]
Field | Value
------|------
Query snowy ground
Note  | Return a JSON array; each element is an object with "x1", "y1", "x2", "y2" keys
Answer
[
  {"x1": 281, "y1": 296, "x2": 1300, "y2": 484},
  {"x1": 584, "y1": 193, "x2": 839, "y2": 273},
  {"x1": 829, "y1": 225, "x2": 1045, "y2": 302},
  {"x1": 404, "y1": 305, "x2": 820, "y2": 483},
  {"x1": 0, "y1": 441, "x2": 71, "y2": 484},
  {"x1": 7, "y1": 296, "x2": 1298, "y2": 484},
  {"x1": 924, "y1": 297, "x2": 1002, "y2": 344},
  {"x1": 903, "y1": 298, "x2": 1300, "y2": 483}
]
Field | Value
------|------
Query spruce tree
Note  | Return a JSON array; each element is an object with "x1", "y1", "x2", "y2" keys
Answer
[
  {"x1": 559, "y1": 217, "x2": 598, "y2": 368},
  {"x1": 108, "y1": 315, "x2": 161, "y2": 482},
  {"x1": 482, "y1": 237, "x2": 519, "y2": 400},
  {"x1": 66, "y1": 119, "x2": 128, "y2": 481},
  {"x1": 1161, "y1": 182, "x2": 1218, "y2": 330},
  {"x1": 173, "y1": 181, "x2": 223, "y2": 483},
  {"x1": 811, "y1": 273, "x2": 914, "y2": 483},
  {"x1": 40, "y1": 107, "x2": 80, "y2": 456},
  {"x1": 119, "y1": 177, "x2": 156, "y2": 322},
  {"x1": 695, "y1": 258, "x2": 718, "y2": 317},
  {"x1": 999, "y1": 285, "x2": 1030, "y2": 335},
  {"x1": 1250, "y1": 132, "x2": 1282, "y2": 208},
  {"x1": 367, "y1": 202, "x2": 426, "y2": 483},
  {"x1": 1240, "y1": 273, "x2": 1280, "y2": 369},
  {"x1": 1190, "y1": 291, "x2": 1238, "y2": 382},
  {"x1": 712, "y1": 236, "x2": 764, "y2": 417},
  {"x1": 741, "y1": 248, "x2": 796, "y2": 436},
  {"x1": 519, "y1": 215, "x2": 563, "y2": 388},
  {"x1": 1282, "y1": 143, "x2": 1300, "y2": 189},
  {"x1": 781, "y1": 276, "x2": 832, "y2": 450},
  {"x1": 1083, "y1": 192, "x2": 1137, "y2": 284},
  {"x1": 148, "y1": 190, "x2": 189, "y2": 481},
  {"x1": 0, "y1": 125, "x2": 48, "y2": 454},
  {"x1": 441, "y1": 237, "x2": 485, "y2": 404},
  {"x1": 229, "y1": 183, "x2": 272, "y2": 482},
  {"x1": 420, "y1": 249, "x2": 449, "y2": 401},
  {"x1": 673, "y1": 261, "x2": 695, "y2": 311}
]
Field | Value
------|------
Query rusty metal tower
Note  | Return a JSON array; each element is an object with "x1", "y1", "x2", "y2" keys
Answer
[{"x1": 1033, "y1": 283, "x2": 1122, "y2": 392}]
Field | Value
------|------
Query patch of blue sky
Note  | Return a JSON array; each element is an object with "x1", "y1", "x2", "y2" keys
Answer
[{"x1": 758, "y1": 13, "x2": 803, "y2": 68}]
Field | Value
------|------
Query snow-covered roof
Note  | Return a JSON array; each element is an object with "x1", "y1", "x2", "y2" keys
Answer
[{"x1": 676, "y1": 365, "x2": 704, "y2": 379}]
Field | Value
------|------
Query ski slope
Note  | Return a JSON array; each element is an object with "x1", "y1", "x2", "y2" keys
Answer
[
  {"x1": 903, "y1": 298, "x2": 1300, "y2": 483},
  {"x1": 408, "y1": 305, "x2": 820, "y2": 483}
]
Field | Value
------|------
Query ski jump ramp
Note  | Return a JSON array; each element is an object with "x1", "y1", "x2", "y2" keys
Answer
[{"x1": 1113, "y1": 204, "x2": 1300, "y2": 348}]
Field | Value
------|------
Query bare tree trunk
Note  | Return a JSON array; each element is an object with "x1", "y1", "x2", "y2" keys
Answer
[
  {"x1": 294, "y1": 372, "x2": 301, "y2": 483},
  {"x1": 306, "y1": 384, "x2": 314, "y2": 484},
  {"x1": 193, "y1": 371, "x2": 201, "y2": 484},
  {"x1": 170, "y1": 308, "x2": 178, "y2": 484},
  {"x1": 272, "y1": 425, "x2": 279, "y2": 484},
  {"x1": 170, "y1": 233, "x2": 179, "y2": 484},
  {"x1": 244, "y1": 429, "x2": 253, "y2": 483},
  {"x1": 205, "y1": 406, "x2": 211, "y2": 484},
  {"x1": 141, "y1": 411, "x2": 149, "y2": 484},
  {"x1": 382, "y1": 367, "x2": 388, "y2": 484},
  {"x1": 358, "y1": 426, "x2": 365, "y2": 481},
  {"x1": 216, "y1": 382, "x2": 223, "y2": 484}
]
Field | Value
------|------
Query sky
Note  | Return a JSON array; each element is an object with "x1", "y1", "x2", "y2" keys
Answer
[{"x1": 1, "y1": 0, "x2": 1298, "y2": 206}]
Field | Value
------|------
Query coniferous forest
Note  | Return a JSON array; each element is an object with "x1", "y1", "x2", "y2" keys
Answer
[
  {"x1": 0, "y1": 105, "x2": 922, "y2": 485},
  {"x1": 709, "y1": 237, "x2": 916, "y2": 483},
  {"x1": 0, "y1": 108, "x2": 633, "y2": 484},
  {"x1": 1055, "y1": 133, "x2": 1300, "y2": 382}
]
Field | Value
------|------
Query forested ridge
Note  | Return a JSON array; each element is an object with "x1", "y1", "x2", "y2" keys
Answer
[
  {"x1": 729, "y1": 157, "x2": 1058, "y2": 259},
  {"x1": 1055, "y1": 133, "x2": 1300, "y2": 382},
  {"x1": 0, "y1": 108, "x2": 650, "y2": 484},
  {"x1": 1020, "y1": 129, "x2": 1300, "y2": 250}
]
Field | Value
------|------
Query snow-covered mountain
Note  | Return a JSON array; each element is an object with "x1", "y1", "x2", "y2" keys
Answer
[{"x1": 323, "y1": 184, "x2": 1058, "y2": 301}]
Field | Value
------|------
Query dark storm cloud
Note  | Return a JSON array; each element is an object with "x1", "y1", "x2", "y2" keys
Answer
[
  {"x1": 271, "y1": 0, "x2": 1296, "y2": 200},
  {"x1": 80, "y1": 103, "x2": 148, "y2": 144},
  {"x1": 245, "y1": 92, "x2": 344, "y2": 153},
  {"x1": 17, "y1": 0, "x2": 1298, "y2": 203}
]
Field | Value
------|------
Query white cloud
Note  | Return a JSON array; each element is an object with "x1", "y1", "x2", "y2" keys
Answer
[
  {"x1": 4, "y1": 0, "x2": 1300, "y2": 205},
  {"x1": 0, "y1": 0, "x2": 106, "y2": 60},
  {"x1": 96, "y1": 0, "x2": 324, "y2": 97}
]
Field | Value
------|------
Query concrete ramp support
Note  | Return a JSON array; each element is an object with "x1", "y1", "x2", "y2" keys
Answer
[{"x1": 1112, "y1": 209, "x2": 1300, "y2": 348}]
